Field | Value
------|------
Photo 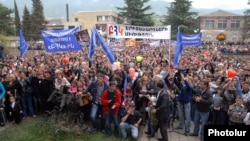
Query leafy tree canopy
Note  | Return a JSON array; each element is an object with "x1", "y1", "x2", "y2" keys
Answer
[
  {"x1": 0, "y1": 3, "x2": 14, "y2": 35},
  {"x1": 116, "y1": 0, "x2": 154, "y2": 26},
  {"x1": 162, "y1": 0, "x2": 198, "y2": 40}
]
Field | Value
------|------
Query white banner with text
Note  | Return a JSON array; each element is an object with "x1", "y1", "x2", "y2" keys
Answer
[{"x1": 107, "y1": 24, "x2": 171, "y2": 39}]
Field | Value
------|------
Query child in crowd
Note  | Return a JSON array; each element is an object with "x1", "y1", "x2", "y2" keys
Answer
[
  {"x1": 120, "y1": 83, "x2": 134, "y2": 117},
  {"x1": 68, "y1": 80, "x2": 78, "y2": 95},
  {"x1": 76, "y1": 82, "x2": 91, "y2": 121},
  {"x1": 228, "y1": 95, "x2": 247, "y2": 125},
  {"x1": 122, "y1": 83, "x2": 133, "y2": 100},
  {"x1": 60, "y1": 80, "x2": 83, "y2": 111},
  {"x1": 9, "y1": 96, "x2": 22, "y2": 124}
]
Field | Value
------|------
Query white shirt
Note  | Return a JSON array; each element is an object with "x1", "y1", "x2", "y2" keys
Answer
[
  {"x1": 11, "y1": 102, "x2": 15, "y2": 109},
  {"x1": 157, "y1": 89, "x2": 163, "y2": 101}
]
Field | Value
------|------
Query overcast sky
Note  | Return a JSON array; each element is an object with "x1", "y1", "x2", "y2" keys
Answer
[
  {"x1": 163, "y1": 0, "x2": 249, "y2": 10},
  {"x1": 1, "y1": 0, "x2": 248, "y2": 18}
]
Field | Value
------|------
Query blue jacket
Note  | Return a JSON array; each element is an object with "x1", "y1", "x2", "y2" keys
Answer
[
  {"x1": 177, "y1": 80, "x2": 193, "y2": 104},
  {"x1": 84, "y1": 81, "x2": 108, "y2": 104},
  {"x1": 0, "y1": 82, "x2": 6, "y2": 98}
]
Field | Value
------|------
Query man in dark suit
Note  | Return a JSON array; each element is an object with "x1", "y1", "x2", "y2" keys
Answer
[
  {"x1": 190, "y1": 80, "x2": 213, "y2": 141},
  {"x1": 151, "y1": 81, "x2": 170, "y2": 141}
]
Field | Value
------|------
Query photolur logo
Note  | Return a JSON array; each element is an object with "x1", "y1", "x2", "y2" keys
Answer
[{"x1": 208, "y1": 129, "x2": 247, "y2": 136}]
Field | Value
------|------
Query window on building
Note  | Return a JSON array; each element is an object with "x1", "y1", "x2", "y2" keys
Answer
[
  {"x1": 75, "y1": 18, "x2": 78, "y2": 22},
  {"x1": 112, "y1": 16, "x2": 117, "y2": 22},
  {"x1": 231, "y1": 20, "x2": 240, "y2": 29},
  {"x1": 105, "y1": 16, "x2": 111, "y2": 21},
  {"x1": 205, "y1": 20, "x2": 214, "y2": 29},
  {"x1": 218, "y1": 20, "x2": 227, "y2": 29},
  {"x1": 97, "y1": 16, "x2": 102, "y2": 21},
  {"x1": 68, "y1": 26, "x2": 75, "y2": 29}
]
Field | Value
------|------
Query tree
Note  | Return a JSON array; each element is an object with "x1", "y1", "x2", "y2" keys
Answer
[
  {"x1": 243, "y1": 1, "x2": 250, "y2": 42},
  {"x1": 162, "y1": 0, "x2": 198, "y2": 40},
  {"x1": 22, "y1": 5, "x2": 32, "y2": 41},
  {"x1": 0, "y1": 3, "x2": 14, "y2": 35},
  {"x1": 116, "y1": 0, "x2": 154, "y2": 26},
  {"x1": 14, "y1": 0, "x2": 21, "y2": 36},
  {"x1": 30, "y1": 0, "x2": 46, "y2": 41}
]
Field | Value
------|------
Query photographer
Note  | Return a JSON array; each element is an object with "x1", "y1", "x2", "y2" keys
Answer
[{"x1": 174, "y1": 69, "x2": 193, "y2": 136}]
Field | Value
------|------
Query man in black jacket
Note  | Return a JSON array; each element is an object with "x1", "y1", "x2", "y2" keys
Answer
[
  {"x1": 151, "y1": 81, "x2": 170, "y2": 141},
  {"x1": 190, "y1": 80, "x2": 213, "y2": 141}
]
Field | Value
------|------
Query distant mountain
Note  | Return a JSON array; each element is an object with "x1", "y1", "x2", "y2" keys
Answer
[{"x1": 0, "y1": 0, "x2": 246, "y2": 19}]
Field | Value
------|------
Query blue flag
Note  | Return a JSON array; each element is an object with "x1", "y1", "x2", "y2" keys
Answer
[
  {"x1": 94, "y1": 28, "x2": 115, "y2": 64},
  {"x1": 173, "y1": 26, "x2": 202, "y2": 67},
  {"x1": 174, "y1": 26, "x2": 182, "y2": 67},
  {"x1": 88, "y1": 28, "x2": 97, "y2": 60},
  {"x1": 41, "y1": 27, "x2": 81, "y2": 52},
  {"x1": 19, "y1": 29, "x2": 28, "y2": 58}
]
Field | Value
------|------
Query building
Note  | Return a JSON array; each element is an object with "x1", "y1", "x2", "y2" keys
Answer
[
  {"x1": 66, "y1": 10, "x2": 120, "y2": 35},
  {"x1": 5, "y1": 36, "x2": 19, "y2": 48},
  {"x1": 46, "y1": 19, "x2": 65, "y2": 30},
  {"x1": 198, "y1": 9, "x2": 245, "y2": 43}
]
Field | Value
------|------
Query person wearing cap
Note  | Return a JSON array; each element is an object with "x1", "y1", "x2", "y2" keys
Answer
[
  {"x1": 101, "y1": 80, "x2": 122, "y2": 137},
  {"x1": 120, "y1": 101, "x2": 143, "y2": 141}
]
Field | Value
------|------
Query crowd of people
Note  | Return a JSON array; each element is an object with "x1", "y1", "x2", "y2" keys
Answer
[{"x1": 0, "y1": 43, "x2": 250, "y2": 141}]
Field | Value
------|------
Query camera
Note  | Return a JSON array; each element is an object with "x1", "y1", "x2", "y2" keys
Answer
[{"x1": 175, "y1": 68, "x2": 189, "y2": 79}]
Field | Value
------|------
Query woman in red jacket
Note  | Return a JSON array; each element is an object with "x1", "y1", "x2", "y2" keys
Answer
[{"x1": 101, "y1": 81, "x2": 122, "y2": 137}]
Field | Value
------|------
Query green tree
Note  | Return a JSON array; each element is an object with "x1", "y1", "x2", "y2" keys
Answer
[
  {"x1": 162, "y1": 0, "x2": 198, "y2": 40},
  {"x1": 0, "y1": 3, "x2": 14, "y2": 35},
  {"x1": 22, "y1": 5, "x2": 32, "y2": 41},
  {"x1": 30, "y1": 0, "x2": 46, "y2": 41},
  {"x1": 243, "y1": 0, "x2": 250, "y2": 42},
  {"x1": 14, "y1": 0, "x2": 21, "y2": 36},
  {"x1": 116, "y1": 0, "x2": 154, "y2": 26}
]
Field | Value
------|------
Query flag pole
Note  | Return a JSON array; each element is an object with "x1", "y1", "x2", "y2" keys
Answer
[
  {"x1": 168, "y1": 25, "x2": 171, "y2": 70},
  {"x1": 168, "y1": 39, "x2": 171, "y2": 70}
]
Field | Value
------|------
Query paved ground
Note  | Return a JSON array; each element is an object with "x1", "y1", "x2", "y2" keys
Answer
[{"x1": 138, "y1": 121, "x2": 200, "y2": 141}]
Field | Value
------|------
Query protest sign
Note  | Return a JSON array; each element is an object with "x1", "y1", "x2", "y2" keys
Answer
[
  {"x1": 108, "y1": 24, "x2": 171, "y2": 39},
  {"x1": 42, "y1": 27, "x2": 81, "y2": 52}
]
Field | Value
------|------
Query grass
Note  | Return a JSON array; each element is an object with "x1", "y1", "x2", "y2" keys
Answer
[{"x1": 0, "y1": 116, "x2": 138, "y2": 141}]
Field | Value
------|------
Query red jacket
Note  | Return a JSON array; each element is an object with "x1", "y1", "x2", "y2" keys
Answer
[{"x1": 101, "y1": 89, "x2": 122, "y2": 115}]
